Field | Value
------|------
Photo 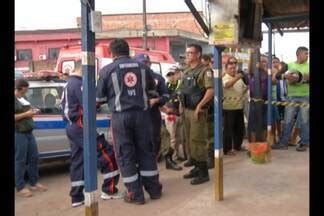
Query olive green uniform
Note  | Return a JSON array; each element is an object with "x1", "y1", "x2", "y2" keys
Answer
[{"x1": 181, "y1": 64, "x2": 214, "y2": 162}]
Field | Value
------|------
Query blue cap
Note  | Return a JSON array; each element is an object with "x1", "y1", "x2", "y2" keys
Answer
[{"x1": 135, "y1": 53, "x2": 150, "y2": 63}]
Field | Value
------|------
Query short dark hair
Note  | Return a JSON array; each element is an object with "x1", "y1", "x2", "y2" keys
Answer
[
  {"x1": 15, "y1": 78, "x2": 29, "y2": 90},
  {"x1": 202, "y1": 54, "x2": 212, "y2": 62},
  {"x1": 272, "y1": 56, "x2": 280, "y2": 61},
  {"x1": 109, "y1": 38, "x2": 130, "y2": 56},
  {"x1": 296, "y1": 46, "x2": 308, "y2": 56},
  {"x1": 187, "y1": 44, "x2": 202, "y2": 55}
]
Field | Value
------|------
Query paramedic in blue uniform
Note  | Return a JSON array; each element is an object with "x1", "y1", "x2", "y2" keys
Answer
[
  {"x1": 60, "y1": 61, "x2": 122, "y2": 208},
  {"x1": 134, "y1": 53, "x2": 169, "y2": 158},
  {"x1": 96, "y1": 39, "x2": 162, "y2": 205}
]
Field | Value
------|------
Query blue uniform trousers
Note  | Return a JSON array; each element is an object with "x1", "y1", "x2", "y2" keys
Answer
[
  {"x1": 66, "y1": 124, "x2": 120, "y2": 203},
  {"x1": 111, "y1": 110, "x2": 162, "y2": 202}
]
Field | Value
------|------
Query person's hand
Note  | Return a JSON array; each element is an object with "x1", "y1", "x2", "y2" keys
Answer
[
  {"x1": 303, "y1": 74, "x2": 309, "y2": 82},
  {"x1": 149, "y1": 98, "x2": 160, "y2": 107},
  {"x1": 26, "y1": 109, "x2": 37, "y2": 117},
  {"x1": 193, "y1": 104, "x2": 204, "y2": 121},
  {"x1": 284, "y1": 73, "x2": 297, "y2": 83},
  {"x1": 235, "y1": 73, "x2": 243, "y2": 79}
]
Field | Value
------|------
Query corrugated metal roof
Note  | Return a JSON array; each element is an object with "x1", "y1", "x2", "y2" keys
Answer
[{"x1": 262, "y1": 0, "x2": 309, "y2": 30}]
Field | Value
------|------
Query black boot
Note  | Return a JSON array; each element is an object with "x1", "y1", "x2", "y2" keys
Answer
[
  {"x1": 165, "y1": 155, "x2": 183, "y2": 171},
  {"x1": 184, "y1": 158, "x2": 195, "y2": 167},
  {"x1": 183, "y1": 165, "x2": 199, "y2": 179},
  {"x1": 190, "y1": 162, "x2": 210, "y2": 185}
]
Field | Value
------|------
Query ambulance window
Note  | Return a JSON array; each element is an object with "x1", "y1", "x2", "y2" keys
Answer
[
  {"x1": 26, "y1": 87, "x2": 63, "y2": 115},
  {"x1": 150, "y1": 62, "x2": 162, "y2": 76},
  {"x1": 62, "y1": 60, "x2": 75, "y2": 75}
]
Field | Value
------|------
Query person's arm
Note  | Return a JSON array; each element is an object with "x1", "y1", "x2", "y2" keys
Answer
[
  {"x1": 197, "y1": 88, "x2": 214, "y2": 109},
  {"x1": 223, "y1": 73, "x2": 243, "y2": 89},
  {"x1": 15, "y1": 109, "x2": 35, "y2": 122},
  {"x1": 303, "y1": 74, "x2": 309, "y2": 82},
  {"x1": 96, "y1": 70, "x2": 108, "y2": 105},
  {"x1": 156, "y1": 77, "x2": 170, "y2": 106},
  {"x1": 194, "y1": 69, "x2": 214, "y2": 120},
  {"x1": 75, "y1": 82, "x2": 83, "y2": 106},
  {"x1": 271, "y1": 68, "x2": 278, "y2": 84}
]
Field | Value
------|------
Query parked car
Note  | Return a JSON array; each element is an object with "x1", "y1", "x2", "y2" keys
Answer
[{"x1": 22, "y1": 71, "x2": 110, "y2": 160}]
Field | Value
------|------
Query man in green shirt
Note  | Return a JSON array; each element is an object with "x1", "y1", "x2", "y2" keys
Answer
[{"x1": 274, "y1": 46, "x2": 309, "y2": 151}]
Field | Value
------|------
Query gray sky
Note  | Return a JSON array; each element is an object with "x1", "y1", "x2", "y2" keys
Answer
[
  {"x1": 15, "y1": 0, "x2": 205, "y2": 30},
  {"x1": 15, "y1": 0, "x2": 309, "y2": 62}
]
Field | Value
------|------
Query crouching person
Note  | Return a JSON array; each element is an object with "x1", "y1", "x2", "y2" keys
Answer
[{"x1": 60, "y1": 60, "x2": 122, "y2": 208}]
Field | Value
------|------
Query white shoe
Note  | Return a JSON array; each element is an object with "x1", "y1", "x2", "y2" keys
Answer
[
  {"x1": 101, "y1": 191, "x2": 125, "y2": 200},
  {"x1": 72, "y1": 201, "x2": 84, "y2": 208}
]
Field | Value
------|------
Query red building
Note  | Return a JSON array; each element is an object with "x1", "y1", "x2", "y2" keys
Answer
[{"x1": 15, "y1": 12, "x2": 210, "y2": 72}]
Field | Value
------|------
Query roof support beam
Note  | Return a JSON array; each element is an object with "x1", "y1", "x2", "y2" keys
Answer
[
  {"x1": 184, "y1": 0, "x2": 210, "y2": 36},
  {"x1": 262, "y1": 13, "x2": 308, "y2": 23}
]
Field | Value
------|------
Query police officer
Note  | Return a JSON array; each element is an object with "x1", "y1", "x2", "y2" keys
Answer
[
  {"x1": 60, "y1": 61, "x2": 122, "y2": 208},
  {"x1": 134, "y1": 53, "x2": 169, "y2": 158},
  {"x1": 96, "y1": 39, "x2": 162, "y2": 205},
  {"x1": 179, "y1": 44, "x2": 214, "y2": 185}
]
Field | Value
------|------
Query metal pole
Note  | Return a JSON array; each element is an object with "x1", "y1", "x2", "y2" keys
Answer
[
  {"x1": 143, "y1": 0, "x2": 148, "y2": 49},
  {"x1": 252, "y1": 48, "x2": 263, "y2": 141},
  {"x1": 266, "y1": 23, "x2": 273, "y2": 161},
  {"x1": 81, "y1": 0, "x2": 98, "y2": 215},
  {"x1": 213, "y1": 46, "x2": 224, "y2": 201}
]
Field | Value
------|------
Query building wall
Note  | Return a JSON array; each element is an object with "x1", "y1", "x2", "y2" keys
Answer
[
  {"x1": 15, "y1": 39, "x2": 80, "y2": 60},
  {"x1": 76, "y1": 12, "x2": 204, "y2": 36}
]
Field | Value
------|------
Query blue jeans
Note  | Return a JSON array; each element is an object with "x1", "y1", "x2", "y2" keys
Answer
[
  {"x1": 15, "y1": 132, "x2": 39, "y2": 191},
  {"x1": 279, "y1": 96, "x2": 309, "y2": 146}
]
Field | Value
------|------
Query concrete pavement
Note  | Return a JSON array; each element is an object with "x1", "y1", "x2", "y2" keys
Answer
[{"x1": 15, "y1": 145, "x2": 309, "y2": 216}]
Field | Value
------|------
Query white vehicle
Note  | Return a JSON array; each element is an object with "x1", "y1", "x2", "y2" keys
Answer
[{"x1": 23, "y1": 71, "x2": 110, "y2": 160}]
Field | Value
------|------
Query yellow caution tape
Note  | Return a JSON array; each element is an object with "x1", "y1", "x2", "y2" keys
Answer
[{"x1": 222, "y1": 97, "x2": 309, "y2": 108}]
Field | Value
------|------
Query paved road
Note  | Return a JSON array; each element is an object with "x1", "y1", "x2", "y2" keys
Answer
[{"x1": 15, "y1": 145, "x2": 309, "y2": 216}]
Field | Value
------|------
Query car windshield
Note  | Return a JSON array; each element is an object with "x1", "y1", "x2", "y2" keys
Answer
[
  {"x1": 150, "y1": 62, "x2": 162, "y2": 76},
  {"x1": 25, "y1": 87, "x2": 63, "y2": 114}
]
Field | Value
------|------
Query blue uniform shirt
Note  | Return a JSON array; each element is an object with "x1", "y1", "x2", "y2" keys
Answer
[
  {"x1": 96, "y1": 56, "x2": 157, "y2": 112},
  {"x1": 151, "y1": 72, "x2": 169, "y2": 110},
  {"x1": 60, "y1": 75, "x2": 83, "y2": 126}
]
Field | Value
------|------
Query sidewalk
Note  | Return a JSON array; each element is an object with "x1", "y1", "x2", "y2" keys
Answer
[{"x1": 15, "y1": 146, "x2": 309, "y2": 216}]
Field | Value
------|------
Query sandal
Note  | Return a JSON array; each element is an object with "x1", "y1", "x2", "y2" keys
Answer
[
  {"x1": 29, "y1": 183, "x2": 47, "y2": 192},
  {"x1": 17, "y1": 187, "x2": 33, "y2": 198}
]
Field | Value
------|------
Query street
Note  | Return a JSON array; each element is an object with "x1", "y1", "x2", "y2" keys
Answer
[{"x1": 15, "y1": 143, "x2": 309, "y2": 216}]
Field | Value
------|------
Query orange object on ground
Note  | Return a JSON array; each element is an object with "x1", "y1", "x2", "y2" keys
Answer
[{"x1": 248, "y1": 142, "x2": 268, "y2": 164}]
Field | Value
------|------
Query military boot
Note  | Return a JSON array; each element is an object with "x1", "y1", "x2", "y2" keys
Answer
[
  {"x1": 165, "y1": 155, "x2": 183, "y2": 171},
  {"x1": 183, "y1": 163, "x2": 199, "y2": 179},
  {"x1": 190, "y1": 162, "x2": 210, "y2": 185},
  {"x1": 184, "y1": 158, "x2": 195, "y2": 167}
]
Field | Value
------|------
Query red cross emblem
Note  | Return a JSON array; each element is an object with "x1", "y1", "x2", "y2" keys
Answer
[{"x1": 124, "y1": 72, "x2": 137, "y2": 87}]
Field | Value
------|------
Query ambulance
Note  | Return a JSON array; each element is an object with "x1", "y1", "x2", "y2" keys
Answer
[{"x1": 55, "y1": 43, "x2": 176, "y2": 79}]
